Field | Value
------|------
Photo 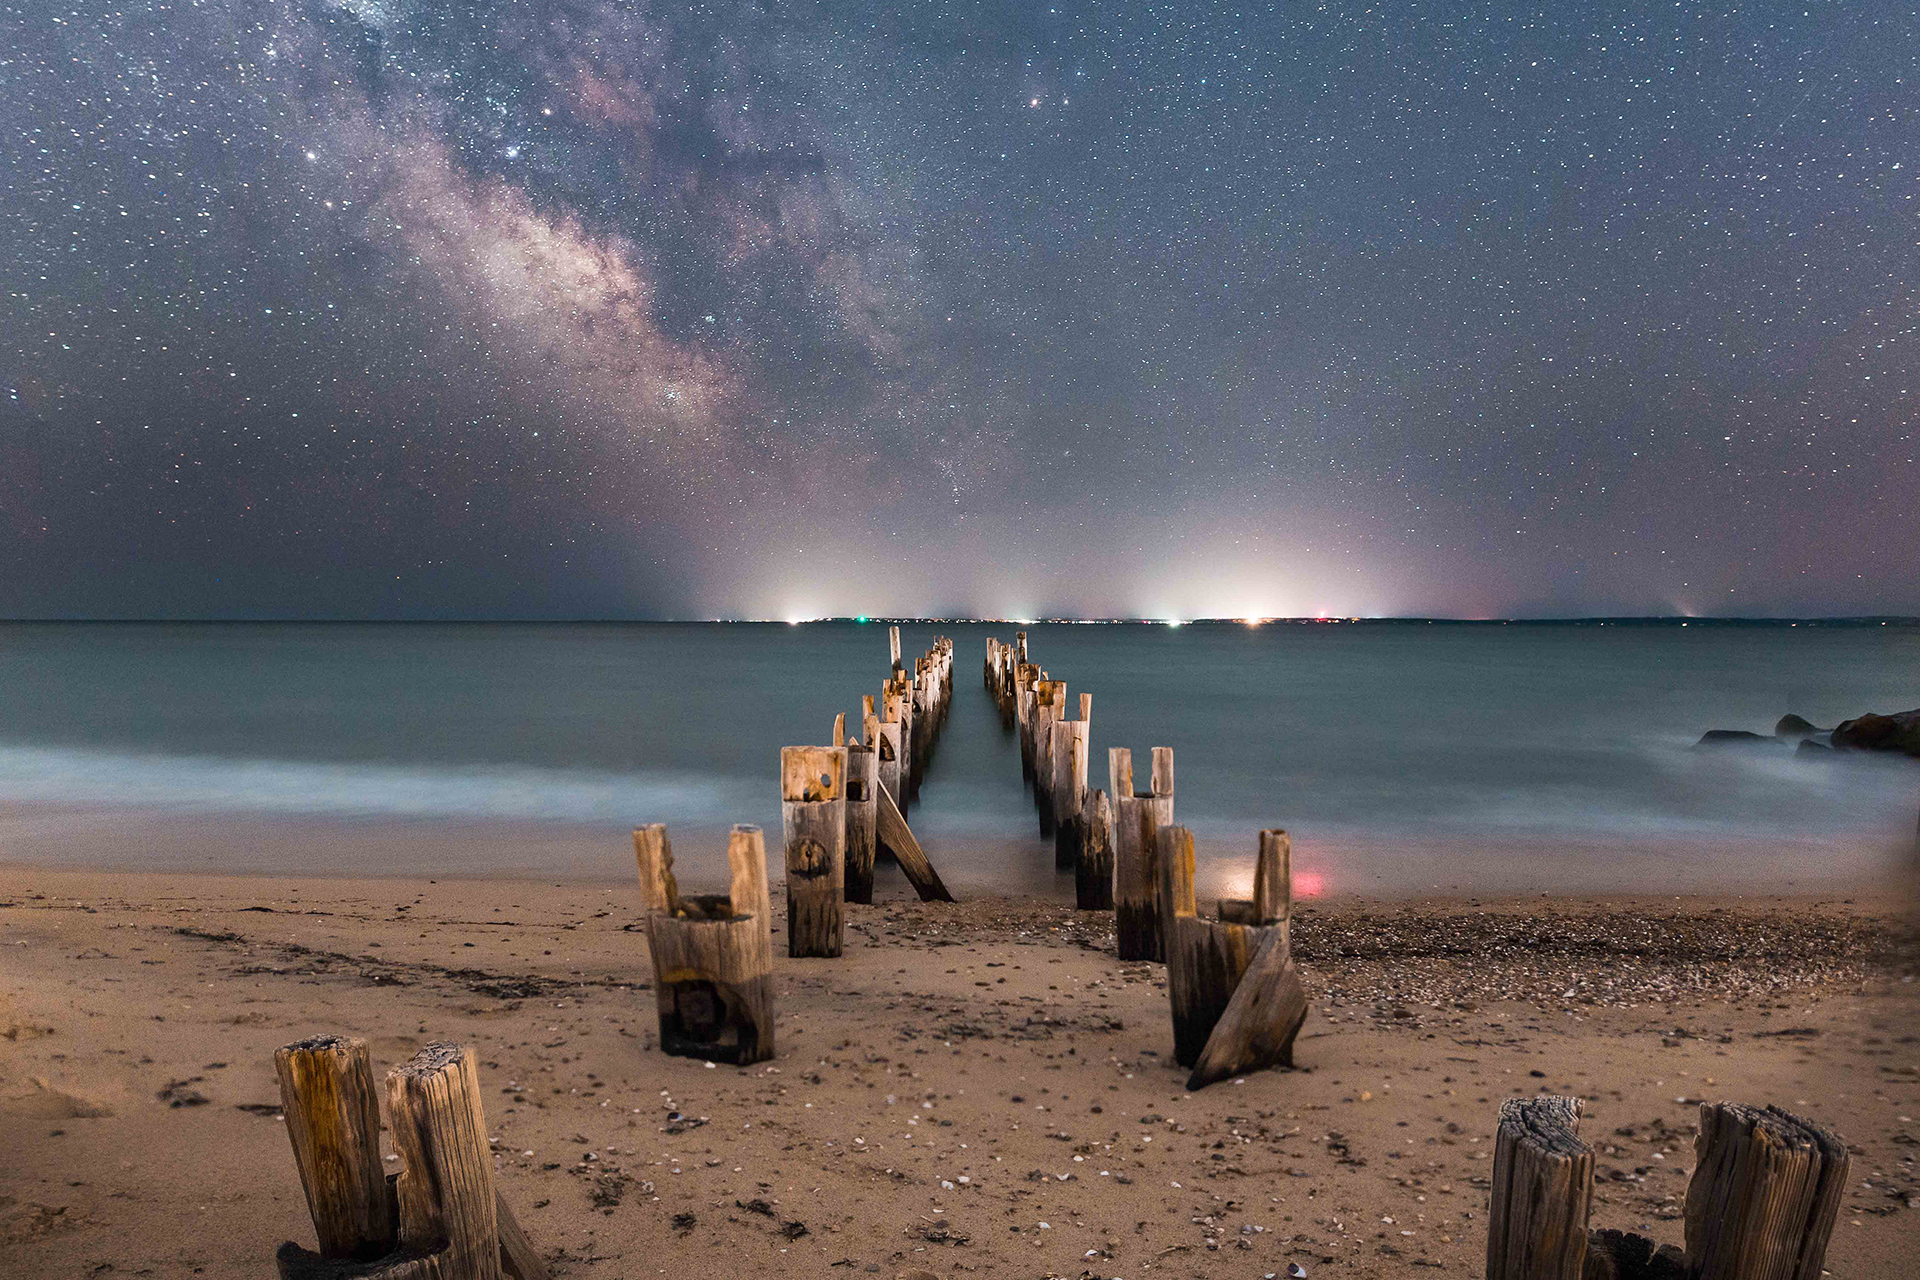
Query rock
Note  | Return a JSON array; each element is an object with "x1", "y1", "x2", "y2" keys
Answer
[
  {"x1": 1831, "y1": 709, "x2": 1920, "y2": 757},
  {"x1": 1694, "y1": 730, "x2": 1779, "y2": 749},
  {"x1": 1774, "y1": 713, "x2": 1823, "y2": 740},
  {"x1": 1795, "y1": 738, "x2": 1833, "y2": 756}
]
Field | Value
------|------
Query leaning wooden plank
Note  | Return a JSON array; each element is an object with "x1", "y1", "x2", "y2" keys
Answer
[
  {"x1": 875, "y1": 782, "x2": 956, "y2": 903},
  {"x1": 1684, "y1": 1103, "x2": 1849, "y2": 1280},
  {"x1": 494, "y1": 1190, "x2": 550, "y2": 1280},
  {"x1": 1485, "y1": 1096, "x2": 1592, "y2": 1280},
  {"x1": 1184, "y1": 925, "x2": 1308, "y2": 1089}
]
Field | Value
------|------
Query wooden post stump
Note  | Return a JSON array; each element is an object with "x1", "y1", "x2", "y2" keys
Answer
[
  {"x1": 633, "y1": 824, "x2": 776, "y2": 1064},
  {"x1": 1076, "y1": 787, "x2": 1113, "y2": 910},
  {"x1": 275, "y1": 1039, "x2": 548, "y2": 1280},
  {"x1": 1184, "y1": 829, "x2": 1306, "y2": 1088},
  {"x1": 782, "y1": 746, "x2": 847, "y2": 958},
  {"x1": 1486, "y1": 1096, "x2": 1594, "y2": 1280},
  {"x1": 845, "y1": 743, "x2": 878, "y2": 904},
  {"x1": 1684, "y1": 1103, "x2": 1848, "y2": 1280},
  {"x1": 874, "y1": 720, "x2": 903, "y2": 830}
]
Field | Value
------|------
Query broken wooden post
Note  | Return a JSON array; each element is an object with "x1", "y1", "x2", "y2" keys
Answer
[
  {"x1": 632, "y1": 824, "x2": 776, "y2": 1064},
  {"x1": 875, "y1": 781, "x2": 957, "y2": 902},
  {"x1": 1684, "y1": 1104, "x2": 1848, "y2": 1280},
  {"x1": 275, "y1": 1039, "x2": 549, "y2": 1280},
  {"x1": 782, "y1": 745, "x2": 847, "y2": 958},
  {"x1": 1186, "y1": 918, "x2": 1309, "y2": 1089},
  {"x1": 274, "y1": 1035, "x2": 395, "y2": 1263},
  {"x1": 845, "y1": 742, "x2": 878, "y2": 904},
  {"x1": 1485, "y1": 1096, "x2": 1594, "y2": 1280},
  {"x1": 1076, "y1": 787, "x2": 1113, "y2": 910},
  {"x1": 832, "y1": 711, "x2": 846, "y2": 748}
]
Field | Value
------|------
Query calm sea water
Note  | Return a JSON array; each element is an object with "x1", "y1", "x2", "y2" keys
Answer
[{"x1": 0, "y1": 621, "x2": 1914, "y2": 898}]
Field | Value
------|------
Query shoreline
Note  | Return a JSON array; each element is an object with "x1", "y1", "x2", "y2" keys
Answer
[{"x1": 3, "y1": 866, "x2": 1914, "y2": 1277}]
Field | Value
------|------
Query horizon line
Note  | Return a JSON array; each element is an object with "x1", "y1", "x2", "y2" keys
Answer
[{"x1": 3, "y1": 614, "x2": 1915, "y2": 626}]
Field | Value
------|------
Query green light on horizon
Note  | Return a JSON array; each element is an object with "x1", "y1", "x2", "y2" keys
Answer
[{"x1": 856, "y1": 615, "x2": 868, "y2": 623}]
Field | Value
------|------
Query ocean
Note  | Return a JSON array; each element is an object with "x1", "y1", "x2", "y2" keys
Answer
[{"x1": 1, "y1": 620, "x2": 1914, "y2": 898}]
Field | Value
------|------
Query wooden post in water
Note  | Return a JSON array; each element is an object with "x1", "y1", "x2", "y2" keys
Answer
[
  {"x1": 632, "y1": 824, "x2": 776, "y2": 1063},
  {"x1": 845, "y1": 743, "x2": 878, "y2": 904},
  {"x1": 1113, "y1": 796, "x2": 1160, "y2": 961},
  {"x1": 1052, "y1": 695, "x2": 1089, "y2": 869},
  {"x1": 1076, "y1": 787, "x2": 1113, "y2": 910},
  {"x1": 781, "y1": 746, "x2": 847, "y2": 958},
  {"x1": 883, "y1": 680, "x2": 913, "y2": 815},
  {"x1": 1683, "y1": 1104, "x2": 1848, "y2": 1280},
  {"x1": 1485, "y1": 1096, "x2": 1594, "y2": 1280},
  {"x1": 1016, "y1": 665, "x2": 1039, "y2": 782},
  {"x1": 889, "y1": 624, "x2": 902, "y2": 674},
  {"x1": 274, "y1": 1035, "x2": 395, "y2": 1263},
  {"x1": 1033, "y1": 680, "x2": 1066, "y2": 836}
]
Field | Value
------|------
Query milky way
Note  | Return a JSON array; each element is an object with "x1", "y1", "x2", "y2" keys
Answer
[{"x1": 2, "y1": 1, "x2": 1914, "y2": 618}]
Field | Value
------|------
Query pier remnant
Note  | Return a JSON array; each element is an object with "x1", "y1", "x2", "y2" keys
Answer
[
  {"x1": 782, "y1": 745, "x2": 847, "y2": 957},
  {"x1": 633, "y1": 824, "x2": 776, "y2": 1063}
]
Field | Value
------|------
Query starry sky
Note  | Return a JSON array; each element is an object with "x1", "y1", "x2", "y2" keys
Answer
[{"x1": 2, "y1": 1, "x2": 1914, "y2": 620}]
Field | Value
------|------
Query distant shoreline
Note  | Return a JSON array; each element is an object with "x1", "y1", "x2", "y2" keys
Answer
[{"x1": 3, "y1": 615, "x2": 1917, "y2": 627}]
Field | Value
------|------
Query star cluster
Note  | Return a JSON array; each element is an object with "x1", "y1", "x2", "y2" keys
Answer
[{"x1": 1, "y1": 0, "x2": 1913, "y2": 617}]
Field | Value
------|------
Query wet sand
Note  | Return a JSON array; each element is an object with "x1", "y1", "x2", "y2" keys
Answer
[{"x1": 2, "y1": 866, "x2": 1915, "y2": 1278}]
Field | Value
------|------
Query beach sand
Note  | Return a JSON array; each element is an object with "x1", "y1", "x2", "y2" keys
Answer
[{"x1": 2, "y1": 865, "x2": 1914, "y2": 1278}]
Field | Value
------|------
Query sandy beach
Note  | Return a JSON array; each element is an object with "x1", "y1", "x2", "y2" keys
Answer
[{"x1": 2, "y1": 865, "x2": 1914, "y2": 1278}]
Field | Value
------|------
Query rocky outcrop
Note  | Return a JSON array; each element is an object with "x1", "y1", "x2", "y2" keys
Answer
[
  {"x1": 1830, "y1": 709, "x2": 1920, "y2": 757},
  {"x1": 1773, "y1": 713, "x2": 1824, "y2": 740},
  {"x1": 1695, "y1": 729, "x2": 1779, "y2": 748}
]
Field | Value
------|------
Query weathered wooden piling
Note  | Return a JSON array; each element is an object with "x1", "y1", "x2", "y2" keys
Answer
[
  {"x1": 274, "y1": 1035, "x2": 395, "y2": 1264},
  {"x1": 1016, "y1": 664, "x2": 1040, "y2": 781},
  {"x1": 1076, "y1": 787, "x2": 1113, "y2": 910},
  {"x1": 1684, "y1": 1103, "x2": 1849, "y2": 1280},
  {"x1": 1482, "y1": 1096, "x2": 1848, "y2": 1280},
  {"x1": 844, "y1": 741, "x2": 878, "y2": 904},
  {"x1": 875, "y1": 782, "x2": 957, "y2": 902},
  {"x1": 1486, "y1": 1096, "x2": 1595, "y2": 1280},
  {"x1": 1033, "y1": 680, "x2": 1066, "y2": 836},
  {"x1": 1158, "y1": 826, "x2": 1306, "y2": 1088},
  {"x1": 1112, "y1": 746, "x2": 1173, "y2": 961},
  {"x1": 782, "y1": 745, "x2": 847, "y2": 958},
  {"x1": 274, "y1": 1039, "x2": 548, "y2": 1280},
  {"x1": 1052, "y1": 692, "x2": 1090, "y2": 870},
  {"x1": 632, "y1": 823, "x2": 776, "y2": 1064},
  {"x1": 883, "y1": 680, "x2": 913, "y2": 813}
]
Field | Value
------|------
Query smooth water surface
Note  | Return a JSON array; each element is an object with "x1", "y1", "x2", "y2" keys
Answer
[{"x1": 1, "y1": 620, "x2": 1914, "y2": 897}]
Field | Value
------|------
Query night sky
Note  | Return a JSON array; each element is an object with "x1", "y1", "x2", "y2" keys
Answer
[{"x1": 2, "y1": 1, "x2": 1914, "y2": 620}]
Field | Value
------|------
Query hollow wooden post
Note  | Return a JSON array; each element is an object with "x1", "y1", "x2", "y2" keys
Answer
[
  {"x1": 1158, "y1": 825, "x2": 1239, "y2": 1066},
  {"x1": 1683, "y1": 1104, "x2": 1849, "y2": 1280},
  {"x1": 845, "y1": 743, "x2": 878, "y2": 904},
  {"x1": 1113, "y1": 793, "x2": 1163, "y2": 962},
  {"x1": 1186, "y1": 831, "x2": 1306, "y2": 1089},
  {"x1": 1076, "y1": 788, "x2": 1113, "y2": 910},
  {"x1": 782, "y1": 745, "x2": 847, "y2": 958},
  {"x1": 274, "y1": 1035, "x2": 395, "y2": 1263},
  {"x1": 633, "y1": 824, "x2": 776, "y2": 1064},
  {"x1": 1485, "y1": 1096, "x2": 1593, "y2": 1280}
]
